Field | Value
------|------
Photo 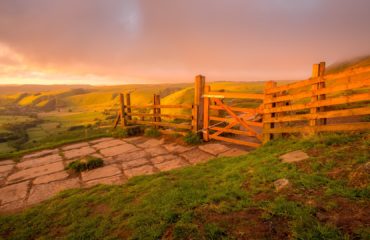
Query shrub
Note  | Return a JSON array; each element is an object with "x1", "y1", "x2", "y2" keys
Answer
[
  {"x1": 67, "y1": 125, "x2": 85, "y2": 131},
  {"x1": 112, "y1": 128, "x2": 129, "y2": 138},
  {"x1": 144, "y1": 127, "x2": 161, "y2": 137},
  {"x1": 66, "y1": 156, "x2": 104, "y2": 172},
  {"x1": 183, "y1": 132, "x2": 202, "y2": 145}
]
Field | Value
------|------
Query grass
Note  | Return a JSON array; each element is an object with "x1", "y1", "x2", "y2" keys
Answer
[
  {"x1": 0, "y1": 132, "x2": 369, "y2": 239},
  {"x1": 66, "y1": 156, "x2": 104, "y2": 172}
]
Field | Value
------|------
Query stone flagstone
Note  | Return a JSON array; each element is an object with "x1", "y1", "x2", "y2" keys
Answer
[
  {"x1": 7, "y1": 162, "x2": 65, "y2": 183},
  {"x1": 154, "y1": 159, "x2": 188, "y2": 171},
  {"x1": 121, "y1": 158, "x2": 149, "y2": 170},
  {"x1": 92, "y1": 139, "x2": 126, "y2": 150},
  {"x1": 0, "y1": 164, "x2": 14, "y2": 174},
  {"x1": 279, "y1": 150, "x2": 309, "y2": 163},
  {"x1": 81, "y1": 165, "x2": 122, "y2": 182},
  {"x1": 199, "y1": 143, "x2": 230, "y2": 155},
  {"x1": 84, "y1": 175, "x2": 124, "y2": 188},
  {"x1": 33, "y1": 171, "x2": 69, "y2": 185},
  {"x1": 124, "y1": 165, "x2": 156, "y2": 178},
  {"x1": 150, "y1": 154, "x2": 178, "y2": 164},
  {"x1": 145, "y1": 146, "x2": 169, "y2": 157},
  {"x1": 23, "y1": 149, "x2": 59, "y2": 160},
  {"x1": 113, "y1": 150, "x2": 148, "y2": 163},
  {"x1": 16, "y1": 154, "x2": 62, "y2": 169},
  {"x1": 63, "y1": 146, "x2": 96, "y2": 159},
  {"x1": 89, "y1": 137, "x2": 115, "y2": 144},
  {"x1": 62, "y1": 142, "x2": 89, "y2": 151},
  {"x1": 0, "y1": 181, "x2": 29, "y2": 205},
  {"x1": 219, "y1": 148, "x2": 248, "y2": 157},
  {"x1": 0, "y1": 160, "x2": 14, "y2": 166},
  {"x1": 180, "y1": 148, "x2": 213, "y2": 164},
  {"x1": 27, "y1": 178, "x2": 80, "y2": 205},
  {"x1": 163, "y1": 143, "x2": 193, "y2": 154},
  {"x1": 138, "y1": 138, "x2": 165, "y2": 148},
  {"x1": 100, "y1": 144, "x2": 138, "y2": 157}
]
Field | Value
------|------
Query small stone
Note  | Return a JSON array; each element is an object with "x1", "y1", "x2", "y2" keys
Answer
[
  {"x1": 163, "y1": 143, "x2": 193, "y2": 153},
  {"x1": 138, "y1": 138, "x2": 165, "y2": 148},
  {"x1": 17, "y1": 154, "x2": 62, "y2": 169},
  {"x1": 0, "y1": 181, "x2": 29, "y2": 204},
  {"x1": 33, "y1": 171, "x2": 69, "y2": 185},
  {"x1": 100, "y1": 144, "x2": 138, "y2": 157},
  {"x1": 145, "y1": 146, "x2": 169, "y2": 157},
  {"x1": 0, "y1": 164, "x2": 14, "y2": 174},
  {"x1": 0, "y1": 160, "x2": 15, "y2": 166},
  {"x1": 121, "y1": 158, "x2": 149, "y2": 170},
  {"x1": 150, "y1": 154, "x2": 178, "y2": 164},
  {"x1": 84, "y1": 175, "x2": 124, "y2": 188},
  {"x1": 199, "y1": 143, "x2": 230, "y2": 155},
  {"x1": 274, "y1": 178, "x2": 290, "y2": 191},
  {"x1": 62, "y1": 142, "x2": 89, "y2": 151},
  {"x1": 219, "y1": 148, "x2": 248, "y2": 157},
  {"x1": 63, "y1": 146, "x2": 96, "y2": 159},
  {"x1": 22, "y1": 149, "x2": 59, "y2": 159},
  {"x1": 7, "y1": 162, "x2": 65, "y2": 183},
  {"x1": 124, "y1": 165, "x2": 156, "y2": 178},
  {"x1": 279, "y1": 150, "x2": 309, "y2": 163},
  {"x1": 81, "y1": 165, "x2": 122, "y2": 182},
  {"x1": 92, "y1": 139, "x2": 126, "y2": 150},
  {"x1": 155, "y1": 159, "x2": 188, "y2": 171},
  {"x1": 27, "y1": 178, "x2": 80, "y2": 205},
  {"x1": 180, "y1": 148, "x2": 213, "y2": 164}
]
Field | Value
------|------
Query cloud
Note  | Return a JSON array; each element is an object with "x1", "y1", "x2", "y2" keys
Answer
[{"x1": 0, "y1": 0, "x2": 369, "y2": 84}]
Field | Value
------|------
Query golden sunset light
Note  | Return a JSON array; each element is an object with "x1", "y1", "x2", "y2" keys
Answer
[{"x1": 0, "y1": 1, "x2": 369, "y2": 239}]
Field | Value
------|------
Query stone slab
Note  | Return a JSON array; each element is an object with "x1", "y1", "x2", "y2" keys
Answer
[
  {"x1": 62, "y1": 142, "x2": 89, "y2": 151},
  {"x1": 163, "y1": 143, "x2": 193, "y2": 154},
  {"x1": 0, "y1": 200, "x2": 25, "y2": 212},
  {"x1": 63, "y1": 146, "x2": 96, "y2": 159},
  {"x1": 218, "y1": 148, "x2": 249, "y2": 157},
  {"x1": 150, "y1": 154, "x2": 178, "y2": 164},
  {"x1": 145, "y1": 146, "x2": 169, "y2": 157},
  {"x1": 81, "y1": 165, "x2": 122, "y2": 182},
  {"x1": 7, "y1": 162, "x2": 65, "y2": 183},
  {"x1": 99, "y1": 144, "x2": 138, "y2": 157},
  {"x1": 124, "y1": 165, "x2": 156, "y2": 178},
  {"x1": 121, "y1": 158, "x2": 149, "y2": 170},
  {"x1": 17, "y1": 154, "x2": 62, "y2": 169},
  {"x1": 154, "y1": 159, "x2": 188, "y2": 171},
  {"x1": 0, "y1": 160, "x2": 14, "y2": 166},
  {"x1": 0, "y1": 181, "x2": 29, "y2": 205},
  {"x1": 279, "y1": 150, "x2": 309, "y2": 163},
  {"x1": 84, "y1": 175, "x2": 124, "y2": 188},
  {"x1": 123, "y1": 136, "x2": 147, "y2": 144},
  {"x1": 89, "y1": 137, "x2": 115, "y2": 144},
  {"x1": 138, "y1": 138, "x2": 165, "y2": 148},
  {"x1": 180, "y1": 148, "x2": 213, "y2": 164},
  {"x1": 23, "y1": 149, "x2": 59, "y2": 160},
  {"x1": 199, "y1": 143, "x2": 230, "y2": 155},
  {"x1": 0, "y1": 164, "x2": 14, "y2": 174},
  {"x1": 113, "y1": 150, "x2": 148, "y2": 163},
  {"x1": 91, "y1": 139, "x2": 126, "y2": 150},
  {"x1": 33, "y1": 171, "x2": 69, "y2": 185},
  {"x1": 27, "y1": 178, "x2": 80, "y2": 205}
]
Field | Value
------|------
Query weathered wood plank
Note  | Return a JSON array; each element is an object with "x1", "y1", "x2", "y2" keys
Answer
[
  {"x1": 207, "y1": 91, "x2": 264, "y2": 100},
  {"x1": 209, "y1": 135, "x2": 261, "y2": 148},
  {"x1": 209, "y1": 116, "x2": 263, "y2": 127}
]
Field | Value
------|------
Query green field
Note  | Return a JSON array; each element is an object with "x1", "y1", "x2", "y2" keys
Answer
[{"x1": 0, "y1": 132, "x2": 369, "y2": 239}]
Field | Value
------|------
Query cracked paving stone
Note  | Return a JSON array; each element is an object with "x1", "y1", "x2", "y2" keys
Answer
[
  {"x1": 154, "y1": 159, "x2": 188, "y2": 171},
  {"x1": 33, "y1": 171, "x2": 69, "y2": 185},
  {"x1": 138, "y1": 138, "x2": 165, "y2": 148},
  {"x1": 81, "y1": 165, "x2": 122, "y2": 182},
  {"x1": 99, "y1": 144, "x2": 139, "y2": 157},
  {"x1": 0, "y1": 181, "x2": 29, "y2": 205},
  {"x1": 63, "y1": 146, "x2": 96, "y2": 159},
  {"x1": 0, "y1": 160, "x2": 15, "y2": 166},
  {"x1": 218, "y1": 148, "x2": 248, "y2": 157},
  {"x1": 7, "y1": 162, "x2": 65, "y2": 183},
  {"x1": 16, "y1": 154, "x2": 62, "y2": 169},
  {"x1": 145, "y1": 146, "x2": 169, "y2": 157},
  {"x1": 91, "y1": 139, "x2": 127, "y2": 150},
  {"x1": 180, "y1": 148, "x2": 213, "y2": 164},
  {"x1": 124, "y1": 165, "x2": 156, "y2": 178},
  {"x1": 84, "y1": 175, "x2": 125, "y2": 188},
  {"x1": 198, "y1": 143, "x2": 230, "y2": 155},
  {"x1": 150, "y1": 154, "x2": 178, "y2": 164},
  {"x1": 163, "y1": 143, "x2": 193, "y2": 154},
  {"x1": 22, "y1": 149, "x2": 59, "y2": 160},
  {"x1": 121, "y1": 158, "x2": 149, "y2": 170},
  {"x1": 62, "y1": 142, "x2": 89, "y2": 151}
]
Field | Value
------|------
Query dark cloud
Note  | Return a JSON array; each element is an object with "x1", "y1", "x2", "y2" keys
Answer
[{"x1": 0, "y1": 0, "x2": 369, "y2": 84}]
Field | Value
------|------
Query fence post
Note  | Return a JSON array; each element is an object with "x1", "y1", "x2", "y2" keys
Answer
[
  {"x1": 309, "y1": 63, "x2": 320, "y2": 133},
  {"x1": 193, "y1": 75, "x2": 205, "y2": 133},
  {"x1": 203, "y1": 85, "x2": 210, "y2": 141},
  {"x1": 125, "y1": 93, "x2": 132, "y2": 121},
  {"x1": 262, "y1": 81, "x2": 277, "y2": 144},
  {"x1": 156, "y1": 94, "x2": 161, "y2": 124},
  {"x1": 119, "y1": 93, "x2": 127, "y2": 127},
  {"x1": 318, "y1": 62, "x2": 326, "y2": 125},
  {"x1": 153, "y1": 94, "x2": 157, "y2": 128}
]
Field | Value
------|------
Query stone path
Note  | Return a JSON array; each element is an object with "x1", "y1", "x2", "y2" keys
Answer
[{"x1": 0, "y1": 137, "x2": 248, "y2": 212}]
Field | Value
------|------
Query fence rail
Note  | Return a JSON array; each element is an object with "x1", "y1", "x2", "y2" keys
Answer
[{"x1": 113, "y1": 62, "x2": 370, "y2": 146}]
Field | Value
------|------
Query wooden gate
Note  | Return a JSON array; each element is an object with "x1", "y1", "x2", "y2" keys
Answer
[{"x1": 202, "y1": 86, "x2": 264, "y2": 148}]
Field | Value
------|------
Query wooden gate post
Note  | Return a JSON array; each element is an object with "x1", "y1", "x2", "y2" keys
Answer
[
  {"x1": 155, "y1": 94, "x2": 162, "y2": 124},
  {"x1": 318, "y1": 62, "x2": 327, "y2": 125},
  {"x1": 153, "y1": 94, "x2": 158, "y2": 128},
  {"x1": 203, "y1": 85, "x2": 211, "y2": 141},
  {"x1": 125, "y1": 93, "x2": 132, "y2": 121},
  {"x1": 309, "y1": 62, "x2": 327, "y2": 132},
  {"x1": 119, "y1": 93, "x2": 127, "y2": 127},
  {"x1": 262, "y1": 81, "x2": 277, "y2": 143},
  {"x1": 193, "y1": 75, "x2": 205, "y2": 132}
]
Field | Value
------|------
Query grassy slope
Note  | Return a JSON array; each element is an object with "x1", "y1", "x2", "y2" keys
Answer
[
  {"x1": 326, "y1": 55, "x2": 370, "y2": 74},
  {"x1": 1, "y1": 132, "x2": 369, "y2": 239}
]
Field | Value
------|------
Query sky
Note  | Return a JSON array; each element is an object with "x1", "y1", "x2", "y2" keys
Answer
[{"x1": 0, "y1": 0, "x2": 369, "y2": 85}]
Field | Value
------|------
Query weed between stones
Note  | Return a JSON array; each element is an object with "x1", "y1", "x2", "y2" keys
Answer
[{"x1": 66, "y1": 156, "x2": 104, "y2": 172}]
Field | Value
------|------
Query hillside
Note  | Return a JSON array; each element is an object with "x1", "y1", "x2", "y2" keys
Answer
[
  {"x1": 327, "y1": 55, "x2": 370, "y2": 74},
  {"x1": 0, "y1": 132, "x2": 369, "y2": 239}
]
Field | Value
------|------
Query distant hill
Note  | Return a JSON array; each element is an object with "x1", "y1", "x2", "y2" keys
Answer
[{"x1": 326, "y1": 55, "x2": 370, "y2": 74}]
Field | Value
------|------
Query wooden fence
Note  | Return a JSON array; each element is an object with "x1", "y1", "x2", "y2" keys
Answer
[{"x1": 114, "y1": 62, "x2": 370, "y2": 146}]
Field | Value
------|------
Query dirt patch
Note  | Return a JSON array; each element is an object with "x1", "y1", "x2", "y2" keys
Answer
[
  {"x1": 198, "y1": 208, "x2": 291, "y2": 239},
  {"x1": 348, "y1": 163, "x2": 370, "y2": 188},
  {"x1": 316, "y1": 197, "x2": 370, "y2": 236},
  {"x1": 88, "y1": 203, "x2": 111, "y2": 216}
]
